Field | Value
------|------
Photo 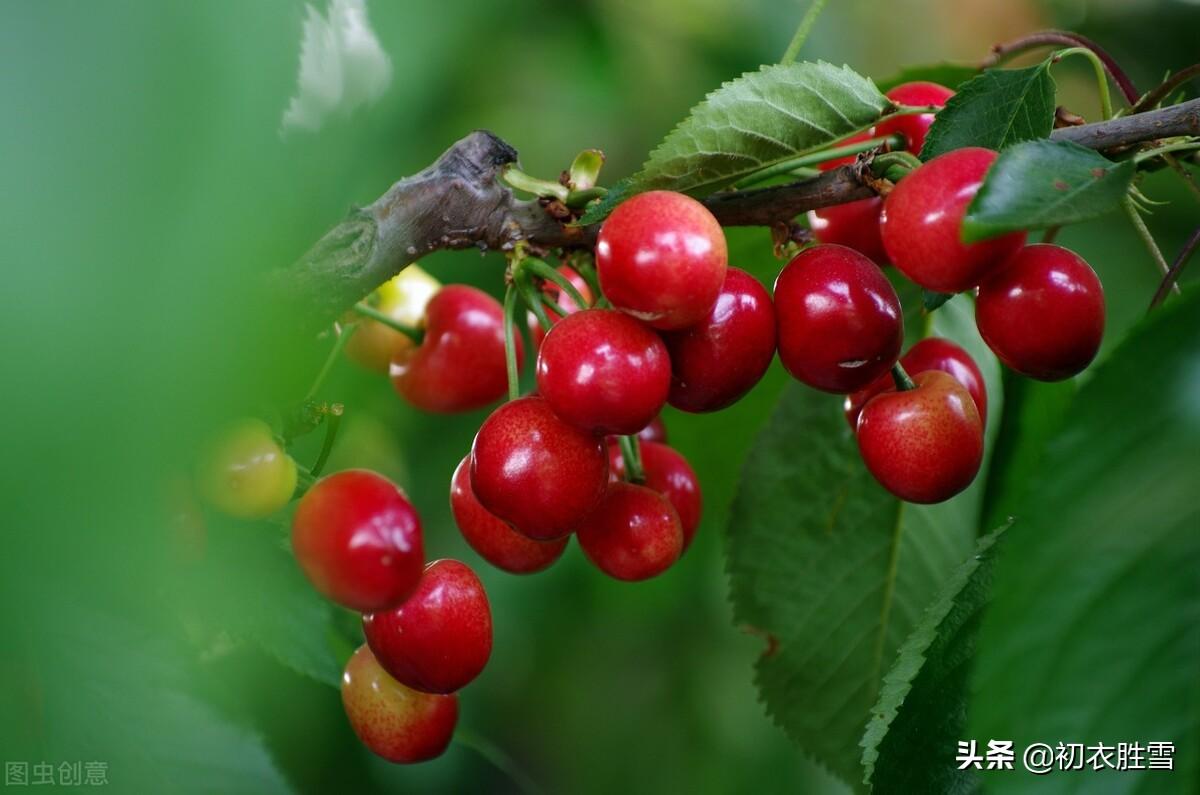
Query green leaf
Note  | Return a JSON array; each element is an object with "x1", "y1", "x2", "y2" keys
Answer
[
  {"x1": 877, "y1": 62, "x2": 980, "y2": 92},
  {"x1": 961, "y1": 139, "x2": 1135, "y2": 241},
  {"x1": 969, "y1": 287, "x2": 1200, "y2": 792},
  {"x1": 861, "y1": 524, "x2": 1008, "y2": 792},
  {"x1": 921, "y1": 60, "x2": 1056, "y2": 161},
  {"x1": 922, "y1": 289, "x2": 954, "y2": 312},
  {"x1": 578, "y1": 61, "x2": 889, "y2": 224}
]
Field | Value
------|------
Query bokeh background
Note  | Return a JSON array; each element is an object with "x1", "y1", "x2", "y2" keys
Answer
[{"x1": 2, "y1": 1, "x2": 1196, "y2": 792}]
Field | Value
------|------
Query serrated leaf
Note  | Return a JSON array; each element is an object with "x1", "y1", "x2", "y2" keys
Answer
[
  {"x1": 861, "y1": 524, "x2": 1008, "y2": 792},
  {"x1": 921, "y1": 60, "x2": 1056, "y2": 161},
  {"x1": 580, "y1": 62, "x2": 889, "y2": 224},
  {"x1": 878, "y1": 62, "x2": 980, "y2": 92},
  {"x1": 970, "y1": 287, "x2": 1200, "y2": 792},
  {"x1": 577, "y1": 178, "x2": 632, "y2": 226},
  {"x1": 961, "y1": 139, "x2": 1135, "y2": 241}
]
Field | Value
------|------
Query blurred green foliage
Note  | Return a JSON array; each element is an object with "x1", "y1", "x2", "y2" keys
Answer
[{"x1": 1, "y1": 1, "x2": 1196, "y2": 793}]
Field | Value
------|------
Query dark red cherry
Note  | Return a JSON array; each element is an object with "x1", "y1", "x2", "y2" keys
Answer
[
  {"x1": 391, "y1": 285, "x2": 523, "y2": 413},
  {"x1": 576, "y1": 482, "x2": 683, "y2": 581},
  {"x1": 636, "y1": 415, "x2": 668, "y2": 444},
  {"x1": 470, "y1": 396, "x2": 608, "y2": 540},
  {"x1": 807, "y1": 198, "x2": 887, "y2": 265},
  {"x1": 662, "y1": 267, "x2": 777, "y2": 413},
  {"x1": 875, "y1": 81, "x2": 954, "y2": 155},
  {"x1": 774, "y1": 244, "x2": 903, "y2": 393},
  {"x1": 975, "y1": 244, "x2": 1105, "y2": 381},
  {"x1": 528, "y1": 265, "x2": 592, "y2": 349},
  {"x1": 608, "y1": 440, "x2": 703, "y2": 551},
  {"x1": 845, "y1": 337, "x2": 987, "y2": 428}
]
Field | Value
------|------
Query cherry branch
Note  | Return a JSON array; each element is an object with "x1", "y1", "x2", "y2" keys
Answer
[{"x1": 980, "y1": 30, "x2": 1139, "y2": 105}]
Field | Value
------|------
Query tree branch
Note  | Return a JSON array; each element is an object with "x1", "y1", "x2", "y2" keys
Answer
[{"x1": 279, "y1": 99, "x2": 1200, "y2": 327}]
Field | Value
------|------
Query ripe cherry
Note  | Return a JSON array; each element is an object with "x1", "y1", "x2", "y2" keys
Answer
[
  {"x1": 576, "y1": 482, "x2": 683, "y2": 581},
  {"x1": 874, "y1": 81, "x2": 954, "y2": 155},
  {"x1": 470, "y1": 396, "x2": 608, "y2": 540},
  {"x1": 845, "y1": 337, "x2": 987, "y2": 429},
  {"x1": 346, "y1": 265, "x2": 440, "y2": 373},
  {"x1": 362, "y1": 559, "x2": 492, "y2": 695},
  {"x1": 596, "y1": 190, "x2": 728, "y2": 330},
  {"x1": 391, "y1": 285, "x2": 523, "y2": 413},
  {"x1": 880, "y1": 147, "x2": 1026, "y2": 293},
  {"x1": 291, "y1": 470, "x2": 424, "y2": 613},
  {"x1": 608, "y1": 440, "x2": 703, "y2": 551},
  {"x1": 536, "y1": 309, "x2": 671, "y2": 435},
  {"x1": 528, "y1": 265, "x2": 593, "y2": 349},
  {"x1": 857, "y1": 370, "x2": 984, "y2": 504},
  {"x1": 975, "y1": 244, "x2": 1105, "y2": 381},
  {"x1": 662, "y1": 267, "x2": 777, "y2": 413},
  {"x1": 807, "y1": 198, "x2": 887, "y2": 266},
  {"x1": 195, "y1": 418, "x2": 297, "y2": 519},
  {"x1": 774, "y1": 244, "x2": 903, "y2": 393},
  {"x1": 450, "y1": 457, "x2": 568, "y2": 574},
  {"x1": 636, "y1": 415, "x2": 668, "y2": 444},
  {"x1": 341, "y1": 644, "x2": 457, "y2": 764}
]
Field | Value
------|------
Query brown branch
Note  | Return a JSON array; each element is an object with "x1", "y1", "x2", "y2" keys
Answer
[
  {"x1": 1132, "y1": 64, "x2": 1200, "y2": 114},
  {"x1": 980, "y1": 30, "x2": 1139, "y2": 105},
  {"x1": 1048, "y1": 97, "x2": 1200, "y2": 150},
  {"x1": 1149, "y1": 225, "x2": 1200, "y2": 310}
]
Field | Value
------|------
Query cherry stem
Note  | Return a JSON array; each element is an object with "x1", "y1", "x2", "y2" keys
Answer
[
  {"x1": 1041, "y1": 226, "x2": 1061, "y2": 244},
  {"x1": 1123, "y1": 197, "x2": 1181, "y2": 296},
  {"x1": 980, "y1": 30, "x2": 1139, "y2": 106},
  {"x1": 303, "y1": 323, "x2": 356, "y2": 403},
  {"x1": 735, "y1": 134, "x2": 903, "y2": 189},
  {"x1": 309, "y1": 405, "x2": 344, "y2": 477},
  {"x1": 293, "y1": 465, "x2": 316, "y2": 497},
  {"x1": 1133, "y1": 140, "x2": 1200, "y2": 165},
  {"x1": 1149, "y1": 224, "x2": 1200, "y2": 310},
  {"x1": 779, "y1": 0, "x2": 829, "y2": 66},
  {"x1": 618, "y1": 435, "x2": 646, "y2": 484},
  {"x1": 1132, "y1": 63, "x2": 1200, "y2": 113},
  {"x1": 890, "y1": 362, "x2": 916, "y2": 392},
  {"x1": 500, "y1": 165, "x2": 569, "y2": 202},
  {"x1": 565, "y1": 186, "x2": 608, "y2": 208},
  {"x1": 352, "y1": 302, "x2": 423, "y2": 344},
  {"x1": 1053, "y1": 47, "x2": 1114, "y2": 120},
  {"x1": 502, "y1": 282, "x2": 521, "y2": 401},
  {"x1": 568, "y1": 255, "x2": 603, "y2": 302},
  {"x1": 515, "y1": 268, "x2": 555, "y2": 332},
  {"x1": 522, "y1": 257, "x2": 590, "y2": 312}
]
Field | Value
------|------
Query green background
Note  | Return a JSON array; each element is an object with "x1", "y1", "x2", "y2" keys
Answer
[{"x1": 1, "y1": 1, "x2": 1196, "y2": 792}]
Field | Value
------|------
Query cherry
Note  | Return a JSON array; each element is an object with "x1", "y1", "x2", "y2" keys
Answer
[
  {"x1": 662, "y1": 267, "x2": 777, "y2": 413},
  {"x1": 856, "y1": 370, "x2": 983, "y2": 504},
  {"x1": 880, "y1": 147, "x2": 1026, "y2": 293},
  {"x1": 346, "y1": 265, "x2": 441, "y2": 373},
  {"x1": 845, "y1": 337, "x2": 987, "y2": 429},
  {"x1": 470, "y1": 395, "x2": 608, "y2": 540},
  {"x1": 774, "y1": 244, "x2": 903, "y2": 393},
  {"x1": 636, "y1": 415, "x2": 668, "y2": 444},
  {"x1": 291, "y1": 470, "x2": 424, "y2": 612},
  {"x1": 975, "y1": 244, "x2": 1105, "y2": 381},
  {"x1": 576, "y1": 481, "x2": 683, "y2": 581},
  {"x1": 450, "y1": 456, "x2": 568, "y2": 574},
  {"x1": 528, "y1": 265, "x2": 593, "y2": 349},
  {"x1": 608, "y1": 440, "x2": 703, "y2": 551},
  {"x1": 362, "y1": 559, "x2": 492, "y2": 695},
  {"x1": 874, "y1": 81, "x2": 954, "y2": 155},
  {"x1": 807, "y1": 198, "x2": 887, "y2": 266},
  {"x1": 391, "y1": 284, "x2": 523, "y2": 413},
  {"x1": 195, "y1": 418, "x2": 297, "y2": 519},
  {"x1": 341, "y1": 644, "x2": 457, "y2": 764},
  {"x1": 596, "y1": 190, "x2": 728, "y2": 330},
  {"x1": 536, "y1": 308, "x2": 671, "y2": 435}
]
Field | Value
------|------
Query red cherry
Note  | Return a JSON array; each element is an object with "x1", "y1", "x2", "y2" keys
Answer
[
  {"x1": 880, "y1": 147, "x2": 1027, "y2": 293},
  {"x1": 818, "y1": 129, "x2": 876, "y2": 172},
  {"x1": 576, "y1": 481, "x2": 683, "y2": 581},
  {"x1": 856, "y1": 371, "x2": 984, "y2": 504},
  {"x1": 608, "y1": 440, "x2": 703, "y2": 551},
  {"x1": 662, "y1": 267, "x2": 777, "y2": 413},
  {"x1": 807, "y1": 198, "x2": 887, "y2": 265},
  {"x1": 845, "y1": 337, "x2": 988, "y2": 429},
  {"x1": 470, "y1": 396, "x2": 608, "y2": 540},
  {"x1": 536, "y1": 309, "x2": 671, "y2": 435},
  {"x1": 391, "y1": 285, "x2": 523, "y2": 413},
  {"x1": 449, "y1": 457, "x2": 567, "y2": 574},
  {"x1": 362, "y1": 559, "x2": 492, "y2": 695},
  {"x1": 292, "y1": 470, "x2": 424, "y2": 613},
  {"x1": 636, "y1": 415, "x2": 668, "y2": 444},
  {"x1": 596, "y1": 190, "x2": 728, "y2": 330},
  {"x1": 341, "y1": 644, "x2": 457, "y2": 764},
  {"x1": 976, "y1": 245, "x2": 1105, "y2": 381},
  {"x1": 875, "y1": 81, "x2": 955, "y2": 155},
  {"x1": 528, "y1": 265, "x2": 593, "y2": 349},
  {"x1": 774, "y1": 244, "x2": 903, "y2": 393}
]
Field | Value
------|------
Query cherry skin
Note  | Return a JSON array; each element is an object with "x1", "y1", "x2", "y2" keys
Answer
[
  {"x1": 874, "y1": 81, "x2": 954, "y2": 155},
  {"x1": 880, "y1": 147, "x2": 1026, "y2": 293},
  {"x1": 662, "y1": 267, "x2": 777, "y2": 413},
  {"x1": 845, "y1": 337, "x2": 987, "y2": 429},
  {"x1": 341, "y1": 644, "x2": 458, "y2": 764},
  {"x1": 975, "y1": 244, "x2": 1105, "y2": 381},
  {"x1": 450, "y1": 456, "x2": 568, "y2": 574},
  {"x1": 346, "y1": 265, "x2": 440, "y2": 373},
  {"x1": 596, "y1": 190, "x2": 728, "y2": 330},
  {"x1": 195, "y1": 418, "x2": 297, "y2": 519},
  {"x1": 391, "y1": 284, "x2": 523, "y2": 413},
  {"x1": 362, "y1": 559, "x2": 492, "y2": 695},
  {"x1": 536, "y1": 309, "x2": 671, "y2": 435},
  {"x1": 291, "y1": 470, "x2": 424, "y2": 613},
  {"x1": 857, "y1": 371, "x2": 984, "y2": 504},
  {"x1": 470, "y1": 395, "x2": 609, "y2": 540},
  {"x1": 774, "y1": 244, "x2": 903, "y2": 393},
  {"x1": 636, "y1": 415, "x2": 668, "y2": 444},
  {"x1": 807, "y1": 198, "x2": 887, "y2": 266},
  {"x1": 576, "y1": 482, "x2": 683, "y2": 581},
  {"x1": 528, "y1": 265, "x2": 593, "y2": 349},
  {"x1": 608, "y1": 440, "x2": 703, "y2": 551}
]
